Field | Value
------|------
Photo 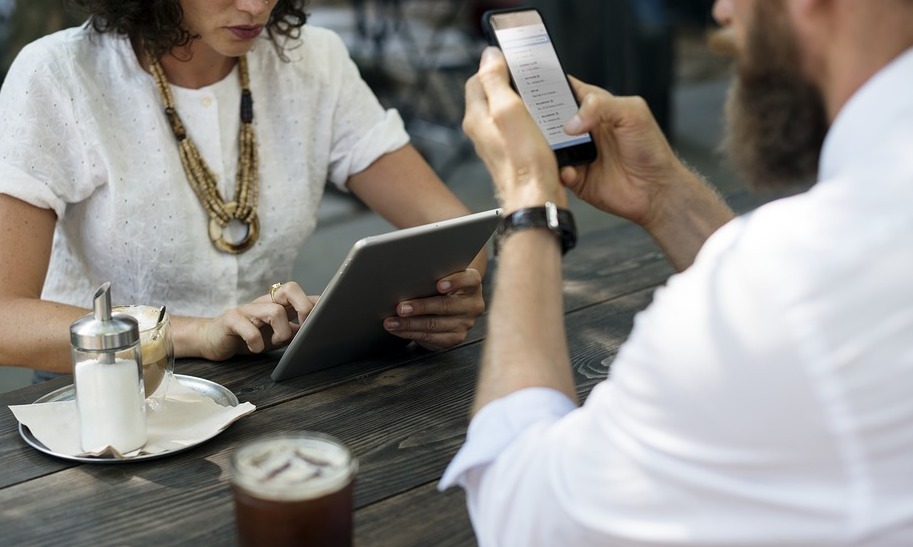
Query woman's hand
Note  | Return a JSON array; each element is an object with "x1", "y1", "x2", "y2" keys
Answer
[
  {"x1": 383, "y1": 268, "x2": 484, "y2": 351},
  {"x1": 191, "y1": 281, "x2": 318, "y2": 361}
]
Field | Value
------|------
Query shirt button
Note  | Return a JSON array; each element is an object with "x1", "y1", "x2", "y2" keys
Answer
[{"x1": 201, "y1": 97, "x2": 213, "y2": 108}]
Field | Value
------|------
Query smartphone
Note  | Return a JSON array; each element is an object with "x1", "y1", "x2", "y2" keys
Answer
[{"x1": 482, "y1": 7, "x2": 597, "y2": 167}]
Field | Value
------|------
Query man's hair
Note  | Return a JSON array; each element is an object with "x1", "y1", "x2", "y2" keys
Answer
[{"x1": 69, "y1": 0, "x2": 310, "y2": 58}]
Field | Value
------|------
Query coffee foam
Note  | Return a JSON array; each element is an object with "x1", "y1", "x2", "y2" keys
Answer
[
  {"x1": 113, "y1": 305, "x2": 162, "y2": 332},
  {"x1": 232, "y1": 436, "x2": 355, "y2": 501}
]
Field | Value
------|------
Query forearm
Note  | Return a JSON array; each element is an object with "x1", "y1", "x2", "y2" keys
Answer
[
  {"x1": 472, "y1": 229, "x2": 578, "y2": 415},
  {"x1": 171, "y1": 315, "x2": 208, "y2": 359},
  {"x1": 644, "y1": 164, "x2": 734, "y2": 271},
  {"x1": 0, "y1": 195, "x2": 80, "y2": 372},
  {"x1": 0, "y1": 298, "x2": 88, "y2": 372}
]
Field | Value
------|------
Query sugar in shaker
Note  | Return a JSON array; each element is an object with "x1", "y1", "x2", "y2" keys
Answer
[{"x1": 70, "y1": 282, "x2": 147, "y2": 453}]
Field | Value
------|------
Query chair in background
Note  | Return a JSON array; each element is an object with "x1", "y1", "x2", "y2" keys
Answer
[{"x1": 349, "y1": 0, "x2": 520, "y2": 178}]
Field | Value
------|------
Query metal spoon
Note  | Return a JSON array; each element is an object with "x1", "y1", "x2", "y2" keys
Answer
[{"x1": 152, "y1": 306, "x2": 166, "y2": 340}]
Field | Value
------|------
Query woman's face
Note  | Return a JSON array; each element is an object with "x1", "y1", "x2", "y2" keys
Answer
[{"x1": 179, "y1": 0, "x2": 276, "y2": 58}]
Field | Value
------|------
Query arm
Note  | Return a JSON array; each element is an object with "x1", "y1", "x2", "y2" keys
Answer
[
  {"x1": 348, "y1": 144, "x2": 488, "y2": 350},
  {"x1": 461, "y1": 47, "x2": 579, "y2": 412},
  {"x1": 474, "y1": 229, "x2": 577, "y2": 413},
  {"x1": 0, "y1": 194, "x2": 319, "y2": 369},
  {"x1": 0, "y1": 194, "x2": 85, "y2": 372},
  {"x1": 346, "y1": 144, "x2": 488, "y2": 276},
  {"x1": 461, "y1": 47, "x2": 733, "y2": 409}
]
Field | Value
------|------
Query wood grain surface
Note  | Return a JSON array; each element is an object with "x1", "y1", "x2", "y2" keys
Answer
[{"x1": 0, "y1": 218, "x2": 677, "y2": 546}]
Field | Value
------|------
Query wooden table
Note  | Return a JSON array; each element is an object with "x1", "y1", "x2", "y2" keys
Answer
[{"x1": 0, "y1": 193, "x2": 765, "y2": 545}]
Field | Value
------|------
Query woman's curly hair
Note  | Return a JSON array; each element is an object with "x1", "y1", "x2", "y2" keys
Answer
[{"x1": 69, "y1": 0, "x2": 309, "y2": 58}]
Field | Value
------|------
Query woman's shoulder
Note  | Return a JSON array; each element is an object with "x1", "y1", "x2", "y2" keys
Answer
[
  {"x1": 15, "y1": 25, "x2": 104, "y2": 64},
  {"x1": 248, "y1": 24, "x2": 356, "y2": 86},
  {"x1": 7, "y1": 26, "x2": 142, "y2": 97},
  {"x1": 254, "y1": 24, "x2": 352, "y2": 65},
  {"x1": 294, "y1": 24, "x2": 350, "y2": 52},
  {"x1": 11, "y1": 25, "x2": 129, "y2": 82}
]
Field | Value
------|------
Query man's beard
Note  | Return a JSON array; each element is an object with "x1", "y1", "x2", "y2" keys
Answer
[{"x1": 721, "y1": 1, "x2": 829, "y2": 191}]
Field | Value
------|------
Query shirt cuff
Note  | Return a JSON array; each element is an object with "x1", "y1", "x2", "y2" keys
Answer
[{"x1": 438, "y1": 387, "x2": 577, "y2": 490}]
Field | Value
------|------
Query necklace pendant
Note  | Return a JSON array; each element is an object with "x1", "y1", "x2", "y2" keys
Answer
[
  {"x1": 209, "y1": 202, "x2": 259, "y2": 254},
  {"x1": 149, "y1": 53, "x2": 260, "y2": 255}
]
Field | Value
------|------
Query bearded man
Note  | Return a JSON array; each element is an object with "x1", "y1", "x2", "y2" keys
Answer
[{"x1": 439, "y1": 0, "x2": 913, "y2": 544}]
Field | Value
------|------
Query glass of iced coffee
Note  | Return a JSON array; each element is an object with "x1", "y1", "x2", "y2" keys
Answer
[
  {"x1": 230, "y1": 432, "x2": 358, "y2": 547},
  {"x1": 112, "y1": 305, "x2": 174, "y2": 408}
]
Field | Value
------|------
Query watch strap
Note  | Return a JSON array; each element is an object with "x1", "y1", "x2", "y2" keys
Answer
[{"x1": 495, "y1": 202, "x2": 577, "y2": 256}]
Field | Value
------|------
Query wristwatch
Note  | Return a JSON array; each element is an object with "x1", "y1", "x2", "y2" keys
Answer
[{"x1": 495, "y1": 201, "x2": 578, "y2": 256}]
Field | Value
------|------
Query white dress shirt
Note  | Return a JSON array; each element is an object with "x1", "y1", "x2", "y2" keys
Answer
[
  {"x1": 0, "y1": 24, "x2": 408, "y2": 316},
  {"x1": 441, "y1": 48, "x2": 913, "y2": 546}
]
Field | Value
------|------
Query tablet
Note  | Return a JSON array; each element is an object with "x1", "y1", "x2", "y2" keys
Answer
[{"x1": 271, "y1": 208, "x2": 502, "y2": 381}]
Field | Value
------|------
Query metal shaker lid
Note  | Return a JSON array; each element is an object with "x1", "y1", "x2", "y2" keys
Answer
[{"x1": 70, "y1": 282, "x2": 139, "y2": 351}]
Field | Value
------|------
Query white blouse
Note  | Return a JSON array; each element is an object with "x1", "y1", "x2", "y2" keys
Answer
[{"x1": 0, "y1": 24, "x2": 408, "y2": 316}]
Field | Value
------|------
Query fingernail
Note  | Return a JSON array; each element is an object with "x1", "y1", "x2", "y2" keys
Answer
[
  {"x1": 385, "y1": 319, "x2": 400, "y2": 330},
  {"x1": 400, "y1": 304, "x2": 413, "y2": 316},
  {"x1": 564, "y1": 115, "x2": 583, "y2": 134},
  {"x1": 439, "y1": 281, "x2": 452, "y2": 292}
]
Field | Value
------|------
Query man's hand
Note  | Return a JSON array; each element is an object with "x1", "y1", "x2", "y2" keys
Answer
[
  {"x1": 463, "y1": 47, "x2": 568, "y2": 213},
  {"x1": 559, "y1": 77, "x2": 691, "y2": 228}
]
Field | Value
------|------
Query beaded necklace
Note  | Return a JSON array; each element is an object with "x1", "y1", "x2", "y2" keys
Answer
[{"x1": 147, "y1": 54, "x2": 260, "y2": 254}]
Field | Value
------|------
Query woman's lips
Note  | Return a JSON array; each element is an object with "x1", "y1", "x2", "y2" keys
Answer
[{"x1": 228, "y1": 25, "x2": 263, "y2": 41}]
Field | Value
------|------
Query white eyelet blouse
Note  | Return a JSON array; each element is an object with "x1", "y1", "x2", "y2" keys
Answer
[{"x1": 0, "y1": 24, "x2": 409, "y2": 316}]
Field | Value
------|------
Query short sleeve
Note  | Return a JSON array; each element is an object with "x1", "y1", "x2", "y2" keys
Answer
[
  {"x1": 320, "y1": 31, "x2": 409, "y2": 190},
  {"x1": 0, "y1": 37, "x2": 100, "y2": 217}
]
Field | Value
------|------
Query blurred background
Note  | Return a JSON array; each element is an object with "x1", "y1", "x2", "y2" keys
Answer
[{"x1": 0, "y1": 0, "x2": 740, "y2": 393}]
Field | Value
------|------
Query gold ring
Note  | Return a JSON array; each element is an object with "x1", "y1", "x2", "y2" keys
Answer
[{"x1": 269, "y1": 282, "x2": 282, "y2": 303}]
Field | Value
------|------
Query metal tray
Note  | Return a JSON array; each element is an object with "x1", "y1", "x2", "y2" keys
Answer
[{"x1": 19, "y1": 374, "x2": 238, "y2": 464}]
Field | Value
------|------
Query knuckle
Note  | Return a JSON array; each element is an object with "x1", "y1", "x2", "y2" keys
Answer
[
  {"x1": 627, "y1": 95, "x2": 651, "y2": 118},
  {"x1": 582, "y1": 92, "x2": 602, "y2": 112},
  {"x1": 249, "y1": 316, "x2": 265, "y2": 329},
  {"x1": 284, "y1": 281, "x2": 302, "y2": 292},
  {"x1": 266, "y1": 306, "x2": 285, "y2": 324},
  {"x1": 437, "y1": 297, "x2": 454, "y2": 316},
  {"x1": 476, "y1": 67, "x2": 500, "y2": 85},
  {"x1": 441, "y1": 332, "x2": 465, "y2": 348},
  {"x1": 462, "y1": 117, "x2": 475, "y2": 138},
  {"x1": 461, "y1": 316, "x2": 476, "y2": 331},
  {"x1": 491, "y1": 98, "x2": 526, "y2": 124}
]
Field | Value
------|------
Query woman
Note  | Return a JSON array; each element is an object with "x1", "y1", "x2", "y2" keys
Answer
[{"x1": 0, "y1": 0, "x2": 486, "y2": 378}]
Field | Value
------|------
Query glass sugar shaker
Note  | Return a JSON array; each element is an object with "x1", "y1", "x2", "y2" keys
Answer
[{"x1": 70, "y1": 282, "x2": 147, "y2": 454}]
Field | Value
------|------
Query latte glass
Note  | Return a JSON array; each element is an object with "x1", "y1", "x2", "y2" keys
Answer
[{"x1": 112, "y1": 305, "x2": 174, "y2": 409}]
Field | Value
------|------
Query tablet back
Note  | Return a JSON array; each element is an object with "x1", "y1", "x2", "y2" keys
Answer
[{"x1": 271, "y1": 209, "x2": 501, "y2": 381}]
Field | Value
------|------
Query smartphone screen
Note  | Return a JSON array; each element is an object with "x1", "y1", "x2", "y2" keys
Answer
[{"x1": 484, "y1": 8, "x2": 597, "y2": 166}]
